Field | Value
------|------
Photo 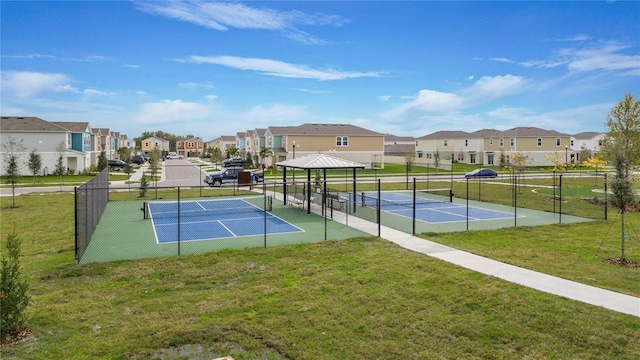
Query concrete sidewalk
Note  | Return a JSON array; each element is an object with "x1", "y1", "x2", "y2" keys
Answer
[{"x1": 299, "y1": 197, "x2": 640, "y2": 318}]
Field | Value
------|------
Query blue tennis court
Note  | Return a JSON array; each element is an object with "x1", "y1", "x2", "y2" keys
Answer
[
  {"x1": 147, "y1": 198, "x2": 304, "y2": 243},
  {"x1": 360, "y1": 191, "x2": 524, "y2": 224}
]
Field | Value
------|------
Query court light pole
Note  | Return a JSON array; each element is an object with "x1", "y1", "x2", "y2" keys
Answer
[{"x1": 565, "y1": 145, "x2": 568, "y2": 171}]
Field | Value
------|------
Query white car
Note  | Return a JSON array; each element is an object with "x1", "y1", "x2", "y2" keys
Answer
[{"x1": 165, "y1": 153, "x2": 183, "y2": 160}]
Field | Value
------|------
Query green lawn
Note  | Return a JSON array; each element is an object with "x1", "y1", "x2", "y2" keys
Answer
[{"x1": 1, "y1": 192, "x2": 639, "y2": 359}]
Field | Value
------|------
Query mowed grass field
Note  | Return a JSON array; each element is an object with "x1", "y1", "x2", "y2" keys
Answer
[{"x1": 1, "y1": 192, "x2": 639, "y2": 359}]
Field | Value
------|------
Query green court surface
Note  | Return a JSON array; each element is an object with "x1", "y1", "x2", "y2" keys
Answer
[{"x1": 79, "y1": 196, "x2": 368, "y2": 264}]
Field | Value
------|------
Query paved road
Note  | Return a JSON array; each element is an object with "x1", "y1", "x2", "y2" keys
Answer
[{"x1": 159, "y1": 158, "x2": 209, "y2": 187}]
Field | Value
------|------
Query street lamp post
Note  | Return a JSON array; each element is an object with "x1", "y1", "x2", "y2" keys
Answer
[{"x1": 565, "y1": 145, "x2": 568, "y2": 171}]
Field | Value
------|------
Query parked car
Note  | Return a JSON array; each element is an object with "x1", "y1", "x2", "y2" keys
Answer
[
  {"x1": 465, "y1": 168, "x2": 498, "y2": 179},
  {"x1": 108, "y1": 159, "x2": 127, "y2": 171},
  {"x1": 131, "y1": 155, "x2": 145, "y2": 165},
  {"x1": 165, "y1": 153, "x2": 183, "y2": 160},
  {"x1": 203, "y1": 167, "x2": 261, "y2": 187},
  {"x1": 223, "y1": 157, "x2": 244, "y2": 167}
]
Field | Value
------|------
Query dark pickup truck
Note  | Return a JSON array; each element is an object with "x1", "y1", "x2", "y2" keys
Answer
[{"x1": 203, "y1": 167, "x2": 263, "y2": 187}]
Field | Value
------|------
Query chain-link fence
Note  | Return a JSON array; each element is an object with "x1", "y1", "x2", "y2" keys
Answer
[{"x1": 74, "y1": 179, "x2": 367, "y2": 264}]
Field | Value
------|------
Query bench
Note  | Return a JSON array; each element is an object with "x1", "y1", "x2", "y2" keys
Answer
[
  {"x1": 289, "y1": 193, "x2": 305, "y2": 210},
  {"x1": 326, "y1": 193, "x2": 345, "y2": 210}
]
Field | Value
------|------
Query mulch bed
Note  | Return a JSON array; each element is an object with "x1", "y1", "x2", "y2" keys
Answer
[
  {"x1": 603, "y1": 258, "x2": 640, "y2": 268},
  {"x1": 0, "y1": 328, "x2": 33, "y2": 348}
]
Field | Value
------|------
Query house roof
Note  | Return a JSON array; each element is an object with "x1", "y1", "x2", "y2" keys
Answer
[
  {"x1": 51, "y1": 121, "x2": 90, "y2": 132},
  {"x1": 1, "y1": 116, "x2": 68, "y2": 132},
  {"x1": 288, "y1": 123, "x2": 382, "y2": 136},
  {"x1": 267, "y1": 126, "x2": 295, "y2": 135},
  {"x1": 573, "y1": 131, "x2": 602, "y2": 139},
  {"x1": 500, "y1": 127, "x2": 570, "y2": 137},
  {"x1": 384, "y1": 134, "x2": 415, "y2": 143},
  {"x1": 418, "y1": 130, "x2": 469, "y2": 140},
  {"x1": 277, "y1": 153, "x2": 366, "y2": 169}
]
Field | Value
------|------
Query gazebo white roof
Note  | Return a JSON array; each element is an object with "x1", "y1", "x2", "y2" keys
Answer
[{"x1": 276, "y1": 153, "x2": 365, "y2": 169}]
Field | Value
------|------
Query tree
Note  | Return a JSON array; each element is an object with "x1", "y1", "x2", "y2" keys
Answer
[
  {"x1": 97, "y1": 150, "x2": 108, "y2": 172},
  {"x1": 27, "y1": 149, "x2": 42, "y2": 184},
  {"x1": 227, "y1": 146, "x2": 239, "y2": 158},
  {"x1": 600, "y1": 93, "x2": 640, "y2": 261},
  {"x1": 404, "y1": 152, "x2": 415, "y2": 172},
  {"x1": 0, "y1": 224, "x2": 31, "y2": 340},
  {"x1": 117, "y1": 146, "x2": 132, "y2": 163},
  {"x1": 544, "y1": 150, "x2": 567, "y2": 172},
  {"x1": 508, "y1": 152, "x2": 531, "y2": 194},
  {"x1": 1, "y1": 136, "x2": 26, "y2": 208},
  {"x1": 259, "y1": 147, "x2": 273, "y2": 169},
  {"x1": 53, "y1": 141, "x2": 66, "y2": 176},
  {"x1": 433, "y1": 149, "x2": 440, "y2": 169}
]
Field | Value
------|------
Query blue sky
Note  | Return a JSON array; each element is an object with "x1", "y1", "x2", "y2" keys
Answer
[{"x1": 2, "y1": 1, "x2": 639, "y2": 141}]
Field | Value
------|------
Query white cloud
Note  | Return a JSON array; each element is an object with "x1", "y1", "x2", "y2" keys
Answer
[
  {"x1": 490, "y1": 57, "x2": 514, "y2": 64},
  {"x1": 136, "y1": 1, "x2": 346, "y2": 44},
  {"x1": 292, "y1": 88, "x2": 330, "y2": 94},
  {"x1": 517, "y1": 42, "x2": 639, "y2": 75},
  {"x1": 378, "y1": 95, "x2": 392, "y2": 102},
  {"x1": 134, "y1": 99, "x2": 215, "y2": 125},
  {"x1": 381, "y1": 75, "x2": 528, "y2": 123},
  {"x1": 179, "y1": 55, "x2": 384, "y2": 81},
  {"x1": 179, "y1": 82, "x2": 215, "y2": 90},
  {"x1": 1, "y1": 71, "x2": 77, "y2": 99}
]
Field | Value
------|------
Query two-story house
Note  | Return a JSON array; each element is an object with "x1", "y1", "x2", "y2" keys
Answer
[
  {"x1": 283, "y1": 123, "x2": 385, "y2": 168},
  {"x1": 141, "y1": 136, "x2": 170, "y2": 157},
  {"x1": 416, "y1": 127, "x2": 574, "y2": 167},
  {"x1": 1, "y1": 117, "x2": 81, "y2": 175},
  {"x1": 176, "y1": 137, "x2": 203, "y2": 158}
]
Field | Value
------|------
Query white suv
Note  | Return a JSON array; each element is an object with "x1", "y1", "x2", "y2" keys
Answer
[{"x1": 165, "y1": 153, "x2": 183, "y2": 160}]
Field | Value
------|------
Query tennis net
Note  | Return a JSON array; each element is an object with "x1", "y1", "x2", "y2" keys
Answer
[
  {"x1": 361, "y1": 188, "x2": 453, "y2": 209},
  {"x1": 143, "y1": 196, "x2": 272, "y2": 220}
]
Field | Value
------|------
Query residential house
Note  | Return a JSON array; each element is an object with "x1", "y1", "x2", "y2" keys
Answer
[
  {"x1": 250, "y1": 128, "x2": 267, "y2": 167},
  {"x1": 176, "y1": 137, "x2": 204, "y2": 158},
  {"x1": 206, "y1": 136, "x2": 236, "y2": 156},
  {"x1": 234, "y1": 132, "x2": 247, "y2": 157},
  {"x1": 571, "y1": 132, "x2": 603, "y2": 161},
  {"x1": 264, "y1": 126, "x2": 295, "y2": 166},
  {"x1": 141, "y1": 136, "x2": 170, "y2": 157},
  {"x1": 93, "y1": 128, "x2": 115, "y2": 160},
  {"x1": 284, "y1": 123, "x2": 385, "y2": 168},
  {"x1": 0, "y1": 116, "x2": 86, "y2": 175},
  {"x1": 384, "y1": 135, "x2": 415, "y2": 155},
  {"x1": 51, "y1": 121, "x2": 94, "y2": 171},
  {"x1": 415, "y1": 127, "x2": 574, "y2": 167}
]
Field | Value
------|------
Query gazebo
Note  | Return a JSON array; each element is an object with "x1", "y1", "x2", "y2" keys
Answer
[{"x1": 276, "y1": 153, "x2": 366, "y2": 214}]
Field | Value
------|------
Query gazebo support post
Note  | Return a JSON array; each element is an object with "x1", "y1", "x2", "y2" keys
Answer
[
  {"x1": 352, "y1": 168, "x2": 357, "y2": 214},
  {"x1": 283, "y1": 167, "x2": 287, "y2": 205},
  {"x1": 307, "y1": 169, "x2": 312, "y2": 214}
]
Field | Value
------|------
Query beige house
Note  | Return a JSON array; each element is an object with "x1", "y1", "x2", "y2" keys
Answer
[
  {"x1": 141, "y1": 136, "x2": 170, "y2": 156},
  {"x1": 416, "y1": 127, "x2": 574, "y2": 167},
  {"x1": 283, "y1": 123, "x2": 385, "y2": 168}
]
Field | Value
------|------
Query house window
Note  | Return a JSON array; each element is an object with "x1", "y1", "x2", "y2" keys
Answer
[
  {"x1": 570, "y1": 139, "x2": 574, "y2": 147},
  {"x1": 556, "y1": 138, "x2": 561, "y2": 147},
  {"x1": 417, "y1": 151, "x2": 423, "y2": 158},
  {"x1": 510, "y1": 138, "x2": 515, "y2": 147},
  {"x1": 443, "y1": 140, "x2": 448, "y2": 147},
  {"x1": 499, "y1": 138, "x2": 504, "y2": 147},
  {"x1": 537, "y1": 138, "x2": 542, "y2": 147},
  {"x1": 336, "y1": 136, "x2": 348, "y2": 146},
  {"x1": 144, "y1": 141, "x2": 149, "y2": 148},
  {"x1": 465, "y1": 139, "x2": 468, "y2": 146},
  {"x1": 267, "y1": 136, "x2": 273, "y2": 147},
  {"x1": 490, "y1": 138, "x2": 494, "y2": 146},
  {"x1": 426, "y1": 153, "x2": 432, "y2": 159}
]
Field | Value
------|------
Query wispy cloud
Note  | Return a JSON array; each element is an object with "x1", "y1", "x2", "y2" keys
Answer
[
  {"x1": 1, "y1": 71, "x2": 77, "y2": 99},
  {"x1": 179, "y1": 82, "x2": 215, "y2": 90},
  {"x1": 494, "y1": 41, "x2": 639, "y2": 75},
  {"x1": 292, "y1": 88, "x2": 330, "y2": 94},
  {"x1": 136, "y1": 1, "x2": 346, "y2": 44},
  {"x1": 382, "y1": 74, "x2": 528, "y2": 121},
  {"x1": 177, "y1": 55, "x2": 384, "y2": 81}
]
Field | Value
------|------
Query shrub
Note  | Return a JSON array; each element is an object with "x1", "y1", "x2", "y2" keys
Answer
[{"x1": 0, "y1": 225, "x2": 30, "y2": 340}]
